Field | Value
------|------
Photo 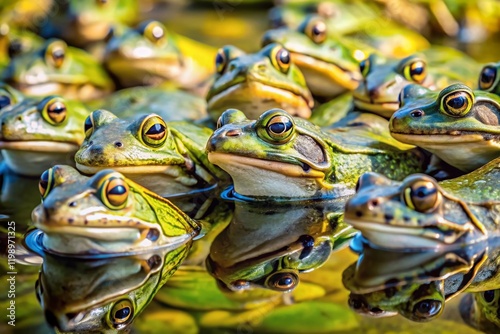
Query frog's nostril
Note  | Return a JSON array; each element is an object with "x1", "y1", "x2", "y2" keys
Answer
[
  {"x1": 225, "y1": 129, "x2": 241, "y2": 137},
  {"x1": 90, "y1": 145, "x2": 103, "y2": 154},
  {"x1": 114, "y1": 141, "x2": 123, "y2": 148},
  {"x1": 410, "y1": 110, "x2": 424, "y2": 118}
]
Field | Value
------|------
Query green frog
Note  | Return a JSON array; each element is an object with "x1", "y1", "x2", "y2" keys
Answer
[
  {"x1": 461, "y1": 290, "x2": 500, "y2": 334},
  {"x1": 353, "y1": 47, "x2": 480, "y2": 119},
  {"x1": 478, "y1": 62, "x2": 500, "y2": 95},
  {"x1": 206, "y1": 43, "x2": 314, "y2": 121},
  {"x1": 36, "y1": 246, "x2": 190, "y2": 333},
  {"x1": 1, "y1": 38, "x2": 114, "y2": 101},
  {"x1": 206, "y1": 108, "x2": 424, "y2": 199},
  {"x1": 261, "y1": 15, "x2": 362, "y2": 99},
  {"x1": 31, "y1": 165, "x2": 200, "y2": 255},
  {"x1": 75, "y1": 109, "x2": 229, "y2": 197},
  {"x1": 104, "y1": 20, "x2": 215, "y2": 93},
  {"x1": 0, "y1": 95, "x2": 90, "y2": 176},
  {"x1": 390, "y1": 83, "x2": 500, "y2": 172},
  {"x1": 344, "y1": 157, "x2": 500, "y2": 250},
  {"x1": 40, "y1": 0, "x2": 139, "y2": 48}
]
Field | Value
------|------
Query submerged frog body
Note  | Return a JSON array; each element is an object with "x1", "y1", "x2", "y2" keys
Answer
[
  {"x1": 206, "y1": 43, "x2": 314, "y2": 121},
  {"x1": 207, "y1": 108, "x2": 424, "y2": 199},
  {"x1": 75, "y1": 110, "x2": 229, "y2": 197},
  {"x1": 31, "y1": 165, "x2": 200, "y2": 255},
  {"x1": 353, "y1": 48, "x2": 480, "y2": 119},
  {"x1": 0, "y1": 95, "x2": 89, "y2": 176},
  {"x1": 1, "y1": 39, "x2": 114, "y2": 101},
  {"x1": 344, "y1": 158, "x2": 500, "y2": 250},
  {"x1": 390, "y1": 83, "x2": 500, "y2": 173}
]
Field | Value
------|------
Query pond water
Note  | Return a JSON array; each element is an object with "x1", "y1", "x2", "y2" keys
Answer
[{"x1": 0, "y1": 1, "x2": 499, "y2": 334}]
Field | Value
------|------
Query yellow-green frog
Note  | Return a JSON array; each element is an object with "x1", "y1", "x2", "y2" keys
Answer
[
  {"x1": 353, "y1": 48, "x2": 480, "y2": 119},
  {"x1": 461, "y1": 290, "x2": 500, "y2": 334},
  {"x1": 261, "y1": 15, "x2": 362, "y2": 99},
  {"x1": 390, "y1": 83, "x2": 500, "y2": 173},
  {"x1": 478, "y1": 62, "x2": 500, "y2": 95},
  {"x1": 206, "y1": 43, "x2": 314, "y2": 121},
  {"x1": 0, "y1": 25, "x2": 44, "y2": 70},
  {"x1": 1, "y1": 39, "x2": 114, "y2": 101},
  {"x1": 206, "y1": 108, "x2": 424, "y2": 199},
  {"x1": 104, "y1": 20, "x2": 216, "y2": 92},
  {"x1": 31, "y1": 165, "x2": 200, "y2": 255},
  {"x1": 344, "y1": 158, "x2": 500, "y2": 250},
  {"x1": 75, "y1": 110, "x2": 229, "y2": 197},
  {"x1": 0, "y1": 95, "x2": 90, "y2": 176}
]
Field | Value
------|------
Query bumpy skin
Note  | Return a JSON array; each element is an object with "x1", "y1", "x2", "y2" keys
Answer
[
  {"x1": 461, "y1": 290, "x2": 500, "y2": 334},
  {"x1": 206, "y1": 108, "x2": 424, "y2": 199},
  {"x1": 1, "y1": 39, "x2": 114, "y2": 101},
  {"x1": 0, "y1": 95, "x2": 90, "y2": 176},
  {"x1": 353, "y1": 47, "x2": 480, "y2": 119},
  {"x1": 261, "y1": 15, "x2": 362, "y2": 99},
  {"x1": 344, "y1": 157, "x2": 500, "y2": 250},
  {"x1": 390, "y1": 83, "x2": 500, "y2": 172},
  {"x1": 75, "y1": 110, "x2": 229, "y2": 197},
  {"x1": 31, "y1": 165, "x2": 200, "y2": 255},
  {"x1": 206, "y1": 43, "x2": 314, "y2": 121}
]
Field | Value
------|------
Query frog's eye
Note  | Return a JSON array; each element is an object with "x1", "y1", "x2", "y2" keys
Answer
[
  {"x1": 143, "y1": 21, "x2": 166, "y2": 45},
  {"x1": 40, "y1": 97, "x2": 67, "y2": 125},
  {"x1": 110, "y1": 300, "x2": 133, "y2": 329},
  {"x1": 270, "y1": 46, "x2": 291, "y2": 74},
  {"x1": 403, "y1": 60, "x2": 427, "y2": 84},
  {"x1": 45, "y1": 41, "x2": 66, "y2": 69},
  {"x1": 412, "y1": 299, "x2": 442, "y2": 320},
  {"x1": 478, "y1": 66, "x2": 497, "y2": 91},
  {"x1": 96, "y1": 0, "x2": 109, "y2": 6},
  {"x1": 304, "y1": 18, "x2": 327, "y2": 44},
  {"x1": 359, "y1": 58, "x2": 370, "y2": 77},
  {"x1": 402, "y1": 179, "x2": 441, "y2": 213},
  {"x1": 263, "y1": 113, "x2": 294, "y2": 143},
  {"x1": 39, "y1": 169, "x2": 54, "y2": 199},
  {"x1": 100, "y1": 175, "x2": 129, "y2": 209},
  {"x1": 215, "y1": 48, "x2": 227, "y2": 74},
  {"x1": 8, "y1": 39, "x2": 23, "y2": 58},
  {"x1": 482, "y1": 290, "x2": 496, "y2": 304},
  {"x1": 441, "y1": 89, "x2": 473, "y2": 117},
  {"x1": 84, "y1": 114, "x2": 94, "y2": 139},
  {"x1": 265, "y1": 271, "x2": 299, "y2": 292},
  {"x1": 140, "y1": 114, "x2": 167, "y2": 147},
  {"x1": 0, "y1": 94, "x2": 11, "y2": 109}
]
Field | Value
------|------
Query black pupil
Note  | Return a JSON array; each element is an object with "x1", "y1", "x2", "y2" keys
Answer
[
  {"x1": 84, "y1": 117, "x2": 92, "y2": 132},
  {"x1": 216, "y1": 53, "x2": 224, "y2": 68},
  {"x1": 40, "y1": 171, "x2": 49, "y2": 190},
  {"x1": 50, "y1": 104, "x2": 66, "y2": 114},
  {"x1": 416, "y1": 300, "x2": 440, "y2": 315},
  {"x1": 146, "y1": 123, "x2": 165, "y2": 135},
  {"x1": 109, "y1": 185, "x2": 126, "y2": 195},
  {"x1": 278, "y1": 49, "x2": 290, "y2": 65},
  {"x1": 483, "y1": 290, "x2": 495, "y2": 303},
  {"x1": 0, "y1": 95, "x2": 11, "y2": 109},
  {"x1": 269, "y1": 120, "x2": 292, "y2": 134},
  {"x1": 360, "y1": 60, "x2": 367, "y2": 73},
  {"x1": 53, "y1": 49, "x2": 64, "y2": 60},
  {"x1": 481, "y1": 67, "x2": 496, "y2": 83},
  {"x1": 115, "y1": 307, "x2": 130, "y2": 320},
  {"x1": 447, "y1": 95, "x2": 466, "y2": 110},
  {"x1": 312, "y1": 24, "x2": 323, "y2": 36},
  {"x1": 278, "y1": 275, "x2": 293, "y2": 287},
  {"x1": 8, "y1": 41, "x2": 22, "y2": 58},
  {"x1": 411, "y1": 65, "x2": 424, "y2": 75},
  {"x1": 413, "y1": 186, "x2": 436, "y2": 199}
]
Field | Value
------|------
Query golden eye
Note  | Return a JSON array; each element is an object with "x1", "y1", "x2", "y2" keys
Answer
[
  {"x1": 441, "y1": 90, "x2": 473, "y2": 117},
  {"x1": 100, "y1": 176, "x2": 129, "y2": 209},
  {"x1": 359, "y1": 58, "x2": 370, "y2": 77},
  {"x1": 84, "y1": 114, "x2": 94, "y2": 139},
  {"x1": 45, "y1": 40, "x2": 66, "y2": 69},
  {"x1": 143, "y1": 21, "x2": 166, "y2": 45},
  {"x1": 266, "y1": 114, "x2": 294, "y2": 143},
  {"x1": 403, "y1": 60, "x2": 427, "y2": 84},
  {"x1": 402, "y1": 179, "x2": 441, "y2": 213},
  {"x1": 478, "y1": 66, "x2": 497, "y2": 91},
  {"x1": 270, "y1": 46, "x2": 291, "y2": 74},
  {"x1": 304, "y1": 18, "x2": 327, "y2": 44},
  {"x1": 215, "y1": 48, "x2": 227, "y2": 74},
  {"x1": 412, "y1": 300, "x2": 442, "y2": 320},
  {"x1": 110, "y1": 300, "x2": 133, "y2": 328},
  {"x1": 39, "y1": 168, "x2": 54, "y2": 198},
  {"x1": 266, "y1": 271, "x2": 299, "y2": 292},
  {"x1": 40, "y1": 97, "x2": 67, "y2": 125},
  {"x1": 140, "y1": 114, "x2": 167, "y2": 147}
]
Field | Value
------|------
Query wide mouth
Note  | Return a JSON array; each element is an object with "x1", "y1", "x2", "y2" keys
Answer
[
  {"x1": 390, "y1": 132, "x2": 491, "y2": 144},
  {"x1": 0, "y1": 140, "x2": 79, "y2": 152},
  {"x1": 75, "y1": 163, "x2": 184, "y2": 175}
]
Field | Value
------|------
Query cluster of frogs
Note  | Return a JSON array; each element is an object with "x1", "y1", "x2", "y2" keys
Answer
[{"x1": 0, "y1": 0, "x2": 499, "y2": 333}]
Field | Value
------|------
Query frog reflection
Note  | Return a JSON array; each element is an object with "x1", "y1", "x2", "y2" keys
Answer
[
  {"x1": 460, "y1": 289, "x2": 500, "y2": 334},
  {"x1": 36, "y1": 245, "x2": 190, "y2": 333},
  {"x1": 206, "y1": 196, "x2": 356, "y2": 293}
]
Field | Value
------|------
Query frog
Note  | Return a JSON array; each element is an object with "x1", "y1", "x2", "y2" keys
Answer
[
  {"x1": 0, "y1": 81, "x2": 25, "y2": 111},
  {"x1": 460, "y1": 290, "x2": 500, "y2": 334},
  {"x1": 40, "y1": 0, "x2": 139, "y2": 48},
  {"x1": 390, "y1": 83, "x2": 500, "y2": 173},
  {"x1": 206, "y1": 196, "x2": 355, "y2": 293},
  {"x1": 0, "y1": 24, "x2": 44, "y2": 70},
  {"x1": 478, "y1": 61, "x2": 500, "y2": 96},
  {"x1": 104, "y1": 20, "x2": 216, "y2": 93},
  {"x1": 353, "y1": 47, "x2": 481, "y2": 119},
  {"x1": 206, "y1": 108, "x2": 425, "y2": 199},
  {"x1": 0, "y1": 95, "x2": 90, "y2": 176},
  {"x1": 344, "y1": 157, "x2": 500, "y2": 251},
  {"x1": 36, "y1": 245, "x2": 190, "y2": 333},
  {"x1": 75, "y1": 109, "x2": 230, "y2": 198},
  {"x1": 1, "y1": 38, "x2": 115, "y2": 101},
  {"x1": 206, "y1": 43, "x2": 314, "y2": 121},
  {"x1": 261, "y1": 15, "x2": 363, "y2": 99},
  {"x1": 31, "y1": 165, "x2": 201, "y2": 255}
]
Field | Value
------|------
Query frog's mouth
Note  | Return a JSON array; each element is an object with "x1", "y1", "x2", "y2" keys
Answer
[
  {"x1": 351, "y1": 93, "x2": 399, "y2": 116},
  {"x1": 0, "y1": 140, "x2": 79, "y2": 152},
  {"x1": 7, "y1": 81, "x2": 107, "y2": 100}
]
